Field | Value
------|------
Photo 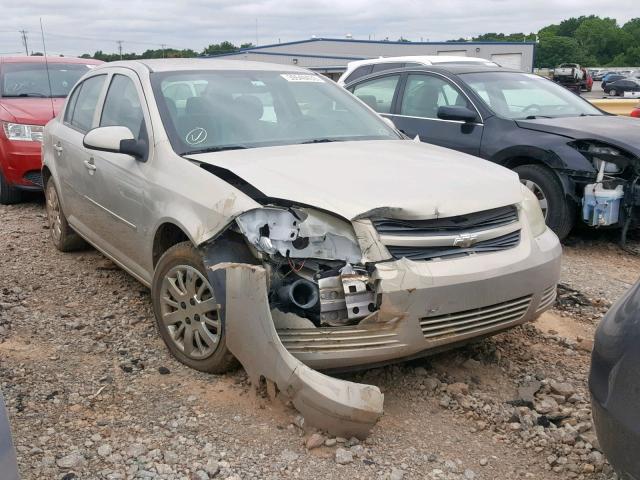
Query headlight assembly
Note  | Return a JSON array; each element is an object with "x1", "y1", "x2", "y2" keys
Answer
[
  {"x1": 235, "y1": 207, "x2": 362, "y2": 264},
  {"x1": 2, "y1": 122, "x2": 44, "y2": 142},
  {"x1": 568, "y1": 140, "x2": 630, "y2": 174},
  {"x1": 520, "y1": 185, "x2": 547, "y2": 237}
]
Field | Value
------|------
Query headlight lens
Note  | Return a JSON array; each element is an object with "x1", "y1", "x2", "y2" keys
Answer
[
  {"x1": 2, "y1": 122, "x2": 44, "y2": 142},
  {"x1": 520, "y1": 185, "x2": 547, "y2": 237}
]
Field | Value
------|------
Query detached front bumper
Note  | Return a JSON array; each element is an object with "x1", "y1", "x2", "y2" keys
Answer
[
  {"x1": 0, "y1": 136, "x2": 43, "y2": 190},
  {"x1": 277, "y1": 225, "x2": 561, "y2": 371}
]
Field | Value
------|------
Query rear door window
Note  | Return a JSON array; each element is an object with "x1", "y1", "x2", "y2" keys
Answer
[
  {"x1": 400, "y1": 74, "x2": 470, "y2": 119},
  {"x1": 68, "y1": 75, "x2": 106, "y2": 132},
  {"x1": 350, "y1": 75, "x2": 400, "y2": 113},
  {"x1": 344, "y1": 65, "x2": 374, "y2": 84}
]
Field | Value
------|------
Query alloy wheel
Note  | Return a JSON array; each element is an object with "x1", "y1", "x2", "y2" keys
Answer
[
  {"x1": 46, "y1": 184, "x2": 63, "y2": 245},
  {"x1": 521, "y1": 179, "x2": 549, "y2": 220},
  {"x1": 159, "y1": 265, "x2": 220, "y2": 360}
]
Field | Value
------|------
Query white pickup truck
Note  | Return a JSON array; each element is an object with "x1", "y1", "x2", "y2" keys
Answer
[{"x1": 554, "y1": 63, "x2": 585, "y2": 83}]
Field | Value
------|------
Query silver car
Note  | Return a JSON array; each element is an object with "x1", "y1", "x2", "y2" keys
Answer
[{"x1": 43, "y1": 59, "x2": 561, "y2": 375}]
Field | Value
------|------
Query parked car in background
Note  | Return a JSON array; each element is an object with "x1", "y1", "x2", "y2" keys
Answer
[
  {"x1": 337, "y1": 55, "x2": 499, "y2": 86},
  {"x1": 592, "y1": 70, "x2": 612, "y2": 81},
  {"x1": 346, "y1": 64, "x2": 640, "y2": 240},
  {"x1": 601, "y1": 73, "x2": 626, "y2": 90},
  {"x1": 553, "y1": 63, "x2": 585, "y2": 84},
  {"x1": 42, "y1": 59, "x2": 561, "y2": 376},
  {"x1": 0, "y1": 392, "x2": 19, "y2": 480},
  {"x1": 604, "y1": 78, "x2": 640, "y2": 97},
  {"x1": 590, "y1": 278, "x2": 640, "y2": 480},
  {"x1": 0, "y1": 55, "x2": 102, "y2": 204}
]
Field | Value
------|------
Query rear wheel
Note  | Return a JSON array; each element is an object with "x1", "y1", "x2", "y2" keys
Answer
[
  {"x1": 152, "y1": 242, "x2": 236, "y2": 374},
  {"x1": 45, "y1": 179, "x2": 86, "y2": 251},
  {"x1": 0, "y1": 170, "x2": 22, "y2": 205},
  {"x1": 514, "y1": 164, "x2": 574, "y2": 240},
  {"x1": 609, "y1": 88, "x2": 618, "y2": 96}
]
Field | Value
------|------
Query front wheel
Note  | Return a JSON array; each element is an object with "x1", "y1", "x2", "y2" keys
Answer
[
  {"x1": 0, "y1": 169, "x2": 22, "y2": 205},
  {"x1": 152, "y1": 242, "x2": 236, "y2": 374},
  {"x1": 514, "y1": 164, "x2": 574, "y2": 240},
  {"x1": 609, "y1": 89, "x2": 618, "y2": 97}
]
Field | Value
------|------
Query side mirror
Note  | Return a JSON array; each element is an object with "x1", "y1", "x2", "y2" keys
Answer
[
  {"x1": 83, "y1": 126, "x2": 147, "y2": 159},
  {"x1": 437, "y1": 105, "x2": 478, "y2": 123}
]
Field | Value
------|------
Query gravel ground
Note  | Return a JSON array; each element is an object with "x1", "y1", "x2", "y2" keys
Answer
[{"x1": 1, "y1": 199, "x2": 639, "y2": 480}]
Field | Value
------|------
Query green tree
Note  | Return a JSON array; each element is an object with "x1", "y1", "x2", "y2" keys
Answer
[
  {"x1": 202, "y1": 41, "x2": 239, "y2": 56},
  {"x1": 574, "y1": 17, "x2": 627, "y2": 65}
]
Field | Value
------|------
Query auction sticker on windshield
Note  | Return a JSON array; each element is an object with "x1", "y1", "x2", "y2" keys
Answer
[{"x1": 280, "y1": 74, "x2": 324, "y2": 82}]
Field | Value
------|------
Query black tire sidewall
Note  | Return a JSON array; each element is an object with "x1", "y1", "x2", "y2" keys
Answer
[
  {"x1": 514, "y1": 164, "x2": 574, "y2": 240},
  {"x1": 151, "y1": 242, "x2": 235, "y2": 374}
]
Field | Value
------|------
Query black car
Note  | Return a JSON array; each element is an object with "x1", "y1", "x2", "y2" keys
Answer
[
  {"x1": 601, "y1": 73, "x2": 626, "y2": 90},
  {"x1": 0, "y1": 393, "x2": 19, "y2": 480},
  {"x1": 604, "y1": 78, "x2": 640, "y2": 97},
  {"x1": 346, "y1": 65, "x2": 640, "y2": 240},
  {"x1": 590, "y1": 278, "x2": 640, "y2": 479}
]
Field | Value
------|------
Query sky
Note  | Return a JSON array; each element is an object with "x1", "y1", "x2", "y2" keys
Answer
[{"x1": 0, "y1": 0, "x2": 638, "y2": 57}]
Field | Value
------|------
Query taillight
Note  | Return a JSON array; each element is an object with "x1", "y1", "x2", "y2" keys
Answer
[{"x1": 631, "y1": 108, "x2": 640, "y2": 118}]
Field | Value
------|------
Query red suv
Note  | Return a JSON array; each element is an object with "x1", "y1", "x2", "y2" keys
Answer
[{"x1": 0, "y1": 56, "x2": 102, "y2": 203}]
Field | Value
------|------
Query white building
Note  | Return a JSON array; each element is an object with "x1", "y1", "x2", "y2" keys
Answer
[{"x1": 212, "y1": 37, "x2": 536, "y2": 79}]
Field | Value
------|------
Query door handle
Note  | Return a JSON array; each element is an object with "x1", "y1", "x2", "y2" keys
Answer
[
  {"x1": 53, "y1": 142, "x2": 63, "y2": 154},
  {"x1": 83, "y1": 158, "x2": 97, "y2": 173}
]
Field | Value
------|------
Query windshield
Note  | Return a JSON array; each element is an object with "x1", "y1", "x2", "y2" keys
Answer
[
  {"x1": 151, "y1": 70, "x2": 400, "y2": 154},
  {"x1": 459, "y1": 71, "x2": 603, "y2": 119},
  {"x1": 0, "y1": 62, "x2": 96, "y2": 98}
]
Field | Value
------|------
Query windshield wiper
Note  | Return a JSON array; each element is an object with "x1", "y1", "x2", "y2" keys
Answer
[
  {"x1": 523, "y1": 115, "x2": 553, "y2": 119},
  {"x1": 2, "y1": 93, "x2": 48, "y2": 98},
  {"x1": 299, "y1": 138, "x2": 340, "y2": 144},
  {"x1": 182, "y1": 145, "x2": 249, "y2": 155}
]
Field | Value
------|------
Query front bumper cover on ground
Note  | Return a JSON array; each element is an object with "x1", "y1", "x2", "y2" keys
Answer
[{"x1": 214, "y1": 263, "x2": 384, "y2": 439}]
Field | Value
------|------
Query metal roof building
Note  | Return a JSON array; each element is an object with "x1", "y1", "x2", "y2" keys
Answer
[{"x1": 211, "y1": 37, "x2": 536, "y2": 79}]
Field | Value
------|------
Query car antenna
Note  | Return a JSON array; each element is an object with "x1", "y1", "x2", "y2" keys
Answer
[{"x1": 39, "y1": 18, "x2": 55, "y2": 118}]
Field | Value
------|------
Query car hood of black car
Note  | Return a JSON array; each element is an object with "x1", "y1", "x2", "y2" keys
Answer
[{"x1": 515, "y1": 115, "x2": 640, "y2": 154}]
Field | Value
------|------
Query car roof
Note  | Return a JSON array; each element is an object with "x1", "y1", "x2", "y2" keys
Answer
[
  {"x1": 347, "y1": 55, "x2": 498, "y2": 68},
  {"x1": 0, "y1": 55, "x2": 103, "y2": 65},
  {"x1": 93, "y1": 58, "x2": 311, "y2": 73},
  {"x1": 347, "y1": 64, "x2": 521, "y2": 84}
]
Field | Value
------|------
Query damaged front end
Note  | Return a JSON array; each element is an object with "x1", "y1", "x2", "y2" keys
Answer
[
  {"x1": 202, "y1": 205, "x2": 386, "y2": 437},
  {"x1": 234, "y1": 207, "x2": 380, "y2": 327}
]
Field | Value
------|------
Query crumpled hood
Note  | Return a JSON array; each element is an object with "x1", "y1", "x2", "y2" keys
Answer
[
  {"x1": 516, "y1": 116, "x2": 640, "y2": 155},
  {"x1": 0, "y1": 98, "x2": 64, "y2": 125},
  {"x1": 188, "y1": 140, "x2": 523, "y2": 220}
]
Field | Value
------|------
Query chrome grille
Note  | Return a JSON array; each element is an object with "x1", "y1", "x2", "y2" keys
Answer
[
  {"x1": 372, "y1": 205, "x2": 518, "y2": 236},
  {"x1": 536, "y1": 285, "x2": 557, "y2": 313},
  {"x1": 420, "y1": 295, "x2": 532, "y2": 340},
  {"x1": 387, "y1": 230, "x2": 521, "y2": 261},
  {"x1": 23, "y1": 170, "x2": 43, "y2": 187},
  {"x1": 278, "y1": 326, "x2": 401, "y2": 354}
]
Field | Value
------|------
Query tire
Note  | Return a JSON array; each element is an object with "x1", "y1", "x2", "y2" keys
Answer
[
  {"x1": 152, "y1": 241, "x2": 236, "y2": 374},
  {"x1": 44, "y1": 178, "x2": 86, "y2": 251},
  {"x1": 0, "y1": 169, "x2": 22, "y2": 205},
  {"x1": 609, "y1": 89, "x2": 618, "y2": 97},
  {"x1": 514, "y1": 164, "x2": 575, "y2": 240}
]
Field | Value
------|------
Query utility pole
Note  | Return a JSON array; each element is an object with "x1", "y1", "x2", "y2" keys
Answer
[
  {"x1": 116, "y1": 40, "x2": 123, "y2": 60},
  {"x1": 19, "y1": 30, "x2": 29, "y2": 55},
  {"x1": 161, "y1": 43, "x2": 166, "y2": 58}
]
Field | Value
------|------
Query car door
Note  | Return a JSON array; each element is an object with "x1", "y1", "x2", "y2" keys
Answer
[
  {"x1": 52, "y1": 74, "x2": 108, "y2": 230},
  {"x1": 83, "y1": 70, "x2": 153, "y2": 279},
  {"x1": 390, "y1": 73, "x2": 483, "y2": 155}
]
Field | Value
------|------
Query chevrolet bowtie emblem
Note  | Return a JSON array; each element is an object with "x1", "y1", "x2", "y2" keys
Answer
[{"x1": 452, "y1": 233, "x2": 478, "y2": 248}]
